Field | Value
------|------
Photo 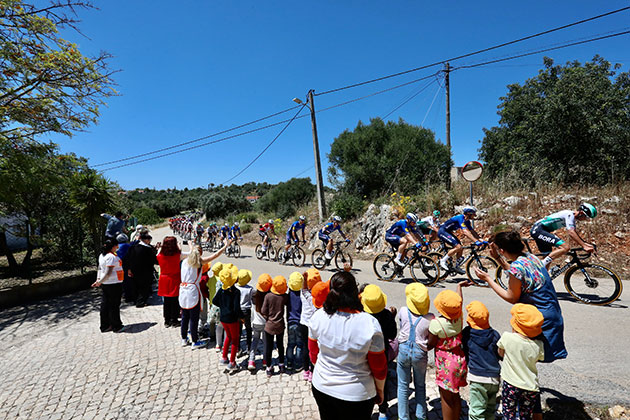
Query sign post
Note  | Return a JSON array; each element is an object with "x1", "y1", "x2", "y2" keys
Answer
[{"x1": 461, "y1": 161, "x2": 483, "y2": 227}]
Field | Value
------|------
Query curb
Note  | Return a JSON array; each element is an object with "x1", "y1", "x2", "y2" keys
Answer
[{"x1": 0, "y1": 270, "x2": 97, "y2": 310}]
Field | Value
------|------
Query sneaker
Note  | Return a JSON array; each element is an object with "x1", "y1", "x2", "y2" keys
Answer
[
  {"x1": 247, "y1": 361, "x2": 256, "y2": 371},
  {"x1": 226, "y1": 362, "x2": 238, "y2": 373},
  {"x1": 378, "y1": 414, "x2": 388, "y2": 420},
  {"x1": 453, "y1": 266, "x2": 466, "y2": 275},
  {"x1": 393, "y1": 257, "x2": 405, "y2": 267},
  {"x1": 262, "y1": 361, "x2": 267, "y2": 368},
  {"x1": 303, "y1": 371, "x2": 310, "y2": 381},
  {"x1": 219, "y1": 358, "x2": 229, "y2": 365},
  {"x1": 181, "y1": 338, "x2": 191, "y2": 347},
  {"x1": 113, "y1": 325, "x2": 126, "y2": 333},
  {"x1": 215, "y1": 345, "x2": 222, "y2": 353},
  {"x1": 266, "y1": 367, "x2": 273, "y2": 377},
  {"x1": 191, "y1": 341, "x2": 207, "y2": 350},
  {"x1": 439, "y1": 258, "x2": 450, "y2": 272},
  {"x1": 325, "y1": 252, "x2": 332, "y2": 260}
]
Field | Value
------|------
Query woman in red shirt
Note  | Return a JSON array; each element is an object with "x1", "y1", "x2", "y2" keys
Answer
[{"x1": 157, "y1": 236, "x2": 183, "y2": 327}]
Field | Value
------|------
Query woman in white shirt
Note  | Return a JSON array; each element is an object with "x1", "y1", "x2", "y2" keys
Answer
[
  {"x1": 92, "y1": 238, "x2": 125, "y2": 333},
  {"x1": 308, "y1": 271, "x2": 387, "y2": 420}
]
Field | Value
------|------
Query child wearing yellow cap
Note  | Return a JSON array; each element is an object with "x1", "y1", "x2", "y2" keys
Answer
[
  {"x1": 396, "y1": 283, "x2": 435, "y2": 420},
  {"x1": 261, "y1": 275, "x2": 289, "y2": 376},
  {"x1": 212, "y1": 265, "x2": 244, "y2": 373},
  {"x1": 427, "y1": 282, "x2": 469, "y2": 420},
  {"x1": 235, "y1": 269, "x2": 254, "y2": 358},
  {"x1": 249, "y1": 274, "x2": 272, "y2": 371},
  {"x1": 461, "y1": 301, "x2": 501, "y2": 420},
  {"x1": 299, "y1": 268, "x2": 322, "y2": 381},
  {"x1": 497, "y1": 303, "x2": 545, "y2": 420},
  {"x1": 286, "y1": 272, "x2": 304, "y2": 373}
]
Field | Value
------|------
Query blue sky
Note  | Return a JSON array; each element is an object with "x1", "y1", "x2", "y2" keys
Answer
[{"x1": 51, "y1": 1, "x2": 630, "y2": 190}]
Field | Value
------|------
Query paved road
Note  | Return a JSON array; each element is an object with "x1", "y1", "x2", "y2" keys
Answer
[{"x1": 0, "y1": 226, "x2": 627, "y2": 419}]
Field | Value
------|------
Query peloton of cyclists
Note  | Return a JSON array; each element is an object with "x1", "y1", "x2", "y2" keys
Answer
[
  {"x1": 438, "y1": 206, "x2": 483, "y2": 275},
  {"x1": 530, "y1": 203, "x2": 597, "y2": 273},
  {"x1": 283, "y1": 215, "x2": 307, "y2": 263},
  {"x1": 385, "y1": 212, "x2": 427, "y2": 267},
  {"x1": 417, "y1": 210, "x2": 441, "y2": 243},
  {"x1": 318, "y1": 215, "x2": 350, "y2": 260},
  {"x1": 258, "y1": 219, "x2": 277, "y2": 255}
]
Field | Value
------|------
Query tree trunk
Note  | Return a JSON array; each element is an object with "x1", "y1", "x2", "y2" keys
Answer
[
  {"x1": 20, "y1": 219, "x2": 33, "y2": 283},
  {"x1": 0, "y1": 228, "x2": 19, "y2": 276}
]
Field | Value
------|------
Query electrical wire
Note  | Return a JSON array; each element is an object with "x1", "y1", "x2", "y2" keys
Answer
[
  {"x1": 314, "y1": 6, "x2": 630, "y2": 96},
  {"x1": 222, "y1": 104, "x2": 307, "y2": 185},
  {"x1": 382, "y1": 77, "x2": 439, "y2": 120},
  {"x1": 421, "y1": 83, "x2": 443, "y2": 126},
  {"x1": 293, "y1": 165, "x2": 314, "y2": 178}
]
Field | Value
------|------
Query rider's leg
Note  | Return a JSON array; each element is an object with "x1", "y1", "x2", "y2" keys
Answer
[
  {"x1": 543, "y1": 241, "x2": 570, "y2": 267},
  {"x1": 325, "y1": 239, "x2": 333, "y2": 259}
]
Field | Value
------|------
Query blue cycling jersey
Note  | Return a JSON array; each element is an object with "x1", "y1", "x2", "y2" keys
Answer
[
  {"x1": 230, "y1": 226, "x2": 241, "y2": 236},
  {"x1": 440, "y1": 214, "x2": 472, "y2": 232},
  {"x1": 220, "y1": 226, "x2": 229, "y2": 235},
  {"x1": 386, "y1": 219, "x2": 418, "y2": 237},
  {"x1": 288, "y1": 220, "x2": 306, "y2": 235},
  {"x1": 320, "y1": 222, "x2": 344, "y2": 236}
]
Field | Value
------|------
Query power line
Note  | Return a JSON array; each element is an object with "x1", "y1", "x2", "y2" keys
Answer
[
  {"x1": 453, "y1": 29, "x2": 630, "y2": 70},
  {"x1": 382, "y1": 77, "x2": 439, "y2": 120},
  {"x1": 222, "y1": 104, "x2": 307, "y2": 185},
  {"x1": 93, "y1": 105, "x2": 300, "y2": 167},
  {"x1": 421, "y1": 83, "x2": 443, "y2": 126},
  {"x1": 293, "y1": 165, "x2": 314, "y2": 178},
  {"x1": 314, "y1": 6, "x2": 630, "y2": 96}
]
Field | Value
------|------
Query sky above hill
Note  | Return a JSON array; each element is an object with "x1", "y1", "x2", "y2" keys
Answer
[{"x1": 50, "y1": 1, "x2": 630, "y2": 190}]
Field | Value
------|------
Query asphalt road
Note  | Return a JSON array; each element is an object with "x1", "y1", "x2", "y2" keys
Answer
[{"x1": 153, "y1": 226, "x2": 630, "y2": 406}]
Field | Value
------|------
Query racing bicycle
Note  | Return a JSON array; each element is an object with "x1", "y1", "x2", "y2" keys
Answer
[
  {"x1": 312, "y1": 241, "x2": 353, "y2": 270},
  {"x1": 255, "y1": 238, "x2": 278, "y2": 261},
  {"x1": 427, "y1": 242, "x2": 500, "y2": 286},
  {"x1": 278, "y1": 240, "x2": 306, "y2": 267},
  {"x1": 225, "y1": 238, "x2": 241, "y2": 258},
  {"x1": 373, "y1": 245, "x2": 440, "y2": 286}
]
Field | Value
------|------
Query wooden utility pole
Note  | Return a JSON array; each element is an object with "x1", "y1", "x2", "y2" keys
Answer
[
  {"x1": 307, "y1": 89, "x2": 327, "y2": 222},
  {"x1": 444, "y1": 62, "x2": 452, "y2": 188}
]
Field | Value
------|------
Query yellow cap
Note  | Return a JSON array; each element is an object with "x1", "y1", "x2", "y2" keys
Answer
[
  {"x1": 405, "y1": 283, "x2": 430, "y2": 316},
  {"x1": 305, "y1": 268, "x2": 322, "y2": 289},
  {"x1": 237, "y1": 269, "x2": 252, "y2": 286},
  {"x1": 220, "y1": 265, "x2": 238, "y2": 289},
  {"x1": 433, "y1": 289, "x2": 462, "y2": 320},
  {"x1": 466, "y1": 301, "x2": 490, "y2": 330},
  {"x1": 510, "y1": 303, "x2": 544, "y2": 338},
  {"x1": 211, "y1": 262, "x2": 223, "y2": 276},
  {"x1": 361, "y1": 284, "x2": 387, "y2": 314},
  {"x1": 289, "y1": 272, "x2": 304, "y2": 291}
]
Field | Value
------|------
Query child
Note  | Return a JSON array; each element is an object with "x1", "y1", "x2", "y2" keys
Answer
[
  {"x1": 208, "y1": 262, "x2": 224, "y2": 349},
  {"x1": 299, "y1": 268, "x2": 321, "y2": 381},
  {"x1": 360, "y1": 284, "x2": 398, "y2": 420},
  {"x1": 427, "y1": 283, "x2": 469, "y2": 420},
  {"x1": 396, "y1": 283, "x2": 434, "y2": 420},
  {"x1": 235, "y1": 269, "x2": 254, "y2": 357},
  {"x1": 461, "y1": 301, "x2": 501, "y2": 420},
  {"x1": 286, "y1": 272, "x2": 304, "y2": 373},
  {"x1": 212, "y1": 264, "x2": 243, "y2": 373},
  {"x1": 498, "y1": 303, "x2": 545, "y2": 420},
  {"x1": 249, "y1": 273, "x2": 272, "y2": 371},
  {"x1": 261, "y1": 275, "x2": 288, "y2": 376}
]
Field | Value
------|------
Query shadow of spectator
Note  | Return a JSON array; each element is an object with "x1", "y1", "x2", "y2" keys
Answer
[
  {"x1": 541, "y1": 387, "x2": 597, "y2": 420},
  {"x1": 121, "y1": 322, "x2": 157, "y2": 334}
]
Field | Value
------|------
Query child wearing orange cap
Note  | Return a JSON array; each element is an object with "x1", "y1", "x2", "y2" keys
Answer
[
  {"x1": 461, "y1": 301, "x2": 501, "y2": 420},
  {"x1": 299, "y1": 268, "x2": 322, "y2": 381},
  {"x1": 249, "y1": 274, "x2": 272, "y2": 371},
  {"x1": 427, "y1": 282, "x2": 469, "y2": 420},
  {"x1": 497, "y1": 303, "x2": 545, "y2": 420},
  {"x1": 261, "y1": 275, "x2": 289, "y2": 376}
]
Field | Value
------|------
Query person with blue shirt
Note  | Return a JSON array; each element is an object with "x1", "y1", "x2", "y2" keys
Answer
[
  {"x1": 101, "y1": 211, "x2": 127, "y2": 240},
  {"x1": 220, "y1": 223, "x2": 230, "y2": 246},
  {"x1": 318, "y1": 215, "x2": 349, "y2": 260},
  {"x1": 385, "y1": 213, "x2": 426, "y2": 267},
  {"x1": 283, "y1": 215, "x2": 307, "y2": 263},
  {"x1": 438, "y1": 206, "x2": 482, "y2": 274},
  {"x1": 229, "y1": 222, "x2": 242, "y2": 241}
]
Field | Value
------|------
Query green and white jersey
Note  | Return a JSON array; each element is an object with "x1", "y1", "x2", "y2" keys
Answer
[{"x1": 535, "y1": 210, "x2": 576, "y2": 232}]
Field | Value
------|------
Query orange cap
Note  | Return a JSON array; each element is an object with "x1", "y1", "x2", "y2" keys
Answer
[
  {"x1": 510, "y1": 303, "x2": 544, "y2": 338},
  {"x1": 271, "y1": 275, "x2": 288, "y2": 295},
  {"x1": 433, "y1": 289, "x2": 462, "y2": 320},
  {"x1": 256, "y1": 273, "x2": 272, "y2": 292},
  {"x1": 466, "y1": 301, "x2": 490, "y2": 330},
  {"x1": 305, "y1": 268, "x2": 322, "y2": 290},
  {"x1": 312, "y1": 280, "x2": 330, "y2": 309}
]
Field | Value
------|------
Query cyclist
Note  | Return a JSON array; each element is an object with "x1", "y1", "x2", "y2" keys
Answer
[
  {"x1": 258, "y1": 219, "x2": 277, "y2": 254},
  {"x1": 385, "y1": 212, "x2": 427, "y2": 267},
  {"x1": 438, "y1": 206, "x2": 483, "y2": 275},
  {"x1": 418, "y1": 210, "x2": 441, "y2": 243},
  {"x1": 220, "y1": 223, "x2": 230, "y2": 246},
  {"x1": 530, "y1": 203, "x2": 596, "y2": 270},
  {"x1": 283, "y1": 215, "x2": 307, "y2": 263},
  {"x1": 318, "y1": 215, "x2": 350, "y2": 260},
  {"x1": 229, "y1": 222, "x2": 242, "y2": 241},
  {"x1": 195, "y1": 223, "x2": 205, "y2": 245}
]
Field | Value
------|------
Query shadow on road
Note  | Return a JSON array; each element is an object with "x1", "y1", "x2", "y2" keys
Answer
[{"x1": 122, "y1": 322, "x2": 157, "y2": 334}]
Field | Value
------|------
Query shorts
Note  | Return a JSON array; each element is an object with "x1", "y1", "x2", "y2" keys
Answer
[
  {"x1": 385, "y1": 233, "x2": 401, "y2": 249},
  {"x1": 258, "y1": 231, "x2": 267, "y2": 240},
  {"x1": 286, "y1": 233, "x2": 295, "y2": 245},
  {"x1": 318, "y1": 232, "x2": 330, "y2": 245},
  {"x1": 530, "y1": 223, "x2": 564, "y2": 253},
  {"x1": 438, "y1": 228, "x2": 461, "y2": 247}
]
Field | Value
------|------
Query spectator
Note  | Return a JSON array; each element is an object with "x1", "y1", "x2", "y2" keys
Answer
[
  {"x1": 130, "y1": 225, "x2": 145, "y2": 242},
  {"x1": 299, "y1": 268, "x2": 322, "y2": 382},
  {"x1": 261, "y1": 275, "x2": 289, "y2": 377},
  {"x1": 92, "y1": 238, "x2": 125, "y2": 333},
  {"x1": 156, "y1": 236, "x2": 183, "y2": 327},
  {"x1": 116, "y1": 233, "x2": 134, "y2": 304},
  {"x1": 125, "y1": 232, "x2": 158, "y2": 308},
  {"x1": 286, "y1": 271, "x2": 304, "y2": 373},
  {"x1": 235, "y1": 269, "x2": 254, "y2": 357},
  {"x1": 212, "y1": 264, "x2": 243, "y2": 371},
  {"x1": 249, "y1": 273, "x2": 272, "y2": 371},
  {"x1": 308, "y1": 271, "x2": 386, "y2": 420},
  {"x1": 101, "y1": 212, "x2": 126, "y2": 240}
]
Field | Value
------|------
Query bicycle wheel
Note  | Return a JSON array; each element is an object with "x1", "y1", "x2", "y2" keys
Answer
[
  {"x1": 427, "y1": 251, "x2": 448, "y2": 280},
  {"x1": 311, "y1": 249, "x2": 327, "y2": 270},
  {"x1": 409, "y1": 255, "x2": 440, "y2": 286},
  {"x1": 335, "y1": 251, "x2": 353, "y2": 270},
  {"x1": 373, "y1": 253, "x2": 397, "y2": 281},
  {"x1": 564, "y1": 263, "x2": 623, "y2": 305},
  {"x1": 494, "y1": 267, "x2": 511, "y2": 290},
  {"x1": 277, "y1": 247, "x2": 285, "y2": 264},
  {"x1": 233, "y1": 244, "x2": 241, "y2": 258},
  {"x1": 466, "y1": 255, "x2": 499, "y2": 287},
  {"x1": 292, "y1": 247, "x2": 306, "y2": 267},
  {"x1": 268, "y1": 246, "x2": 277, "y2": 261},
  {"x1": 255, "y1": 244, "x2": 264, "y2": 260}
]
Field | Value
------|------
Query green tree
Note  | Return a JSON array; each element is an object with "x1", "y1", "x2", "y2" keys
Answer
[
  {"x1": 203, "y1": 192, "x2": 252, "y2": 220},
  {"x1": 256, "y1": 178, "x2": 316, "y2": 219},
  {"x1": 0, "y1": 0, "x2": 116, "y2": 142},
  {"x1": 479, "y1": 56, "x2": 630, "y2": 185},
  {"x1": 132, "y1": 207, "x2": 161, "y2": 226},
  {"x1": 328, "y1": 118, "x2": 451, "y2": 198}
]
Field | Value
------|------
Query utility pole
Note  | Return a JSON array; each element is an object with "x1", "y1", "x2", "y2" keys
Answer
[
  {"x1": 307, "y1": 89, "x2": 327, "y2": 222},
  {"x1": 444, "y1": 62, "x2": 452, "y2": 188}
]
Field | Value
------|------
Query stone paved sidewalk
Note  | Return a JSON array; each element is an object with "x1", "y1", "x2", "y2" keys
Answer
[{"x1": 0, "y1": 289, "x2": 449, "y2": 420}]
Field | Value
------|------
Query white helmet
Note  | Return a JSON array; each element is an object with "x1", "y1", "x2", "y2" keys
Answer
[
  {"x1": 224, "y1": 223, "x2": 229, "y2": 227},
  {"x1": 332, "y1": 215, "x2": 342, "y2": 222},
  {"x1": 299, "y1": 215, "x2": 306, "y2": 221},
  {"x1": 463, "y1": 206, "x2": 477, "y2": 215},
  {"x1": 268, "y1": 219, "x2": 274, "y2": 225},
  {"x1": 234, "y1": 222, "x2": 239, "y2": 227},
  {"x1": 405, "y1": 212, "x2": 419, "y2": 223}
]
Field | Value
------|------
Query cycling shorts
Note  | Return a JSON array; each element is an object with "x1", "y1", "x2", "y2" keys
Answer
[
  {"x1": 385, "y1": 233, "x2": 401, "y2": 249},
  {"x1": 286, "y1": 233, "x2": 297, "y2": 245},
  {"x1": 530, "y1": 223, "x2": 565, "y2": 253},
  {"x1": 258, "y1": 231, "x2": 268, "y2": 240},
  {"x1": 438, "y1": 228, "x2": 460, "y2": 247},
  {"x1": 318, "y1": 232, "x2": 330, "y2": 245}
]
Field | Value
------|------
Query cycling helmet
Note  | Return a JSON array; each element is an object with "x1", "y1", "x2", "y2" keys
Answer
[
  {"x1": 299, "y1": 215, "x2": 306, "y2": 221},
  {"x1": 116, "y1": 233, "x2": 129, "y2": 243},
  {"x1": 234, "y1": 222, "x2": 239, "y2": 227},
  {"x1": 579, "y1": 203, "x2": 597, "y2": 219},
  {"x1": 224, "y1": 223, "x2": 229, "y2": 227},
  {"x1": 332, "y1": 215, "x2": 342, "y2": 222},
  {"x1": 433, "y1": 210, "x2": 441, "y2": 217},
  {"x1": 406, "y1": 212, "x2": 419, "y2": 223},
  {"x1": 268, "y1": 219, "x2": 274, "y2": 225},
  {"x1": 462, "y1": 206, "x2": 477, "y2": 215}
]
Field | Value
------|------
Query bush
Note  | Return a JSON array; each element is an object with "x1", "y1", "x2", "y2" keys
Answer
[
  {"x1": 330, "y1": 194, "x2": 365, "y2": 220},
  {"x1": 203, "y1": 192, "x2": 252, "y2": 219},
  {"x1": 132, "y1": 207, "x2": 162, "y2": 226},
  {"x1": 256, "y1": 178, "x2": 315, "y2": 218}
]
